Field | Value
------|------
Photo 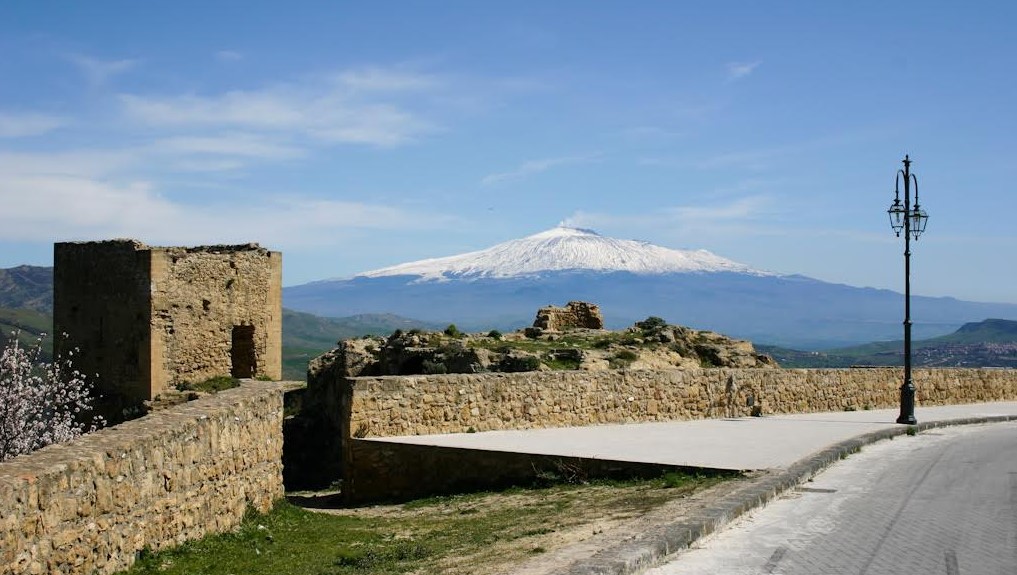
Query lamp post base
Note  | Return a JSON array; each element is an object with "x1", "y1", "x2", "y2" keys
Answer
[{"x1": 896, "y1": 382, "x2": 917, "y2": 425}]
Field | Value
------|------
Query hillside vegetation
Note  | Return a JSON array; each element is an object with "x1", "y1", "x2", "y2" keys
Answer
[
  {"x1": 281, "y1": 309, "x2": 440, "y2": 379},
  {"x1": 324, "y1": 317, "x2": 777, "y2": 378},
  {"x1": 0, "y1": 265, "x2": 52, "y2": 311},
  {"x1": 761, "y1": 318, "x2": 1017, "y2": 368}
]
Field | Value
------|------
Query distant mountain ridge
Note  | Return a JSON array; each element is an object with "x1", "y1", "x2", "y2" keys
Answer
[
  {"x1": 761, "y1": 319, "x2": 1017, "y2": 368},
  {"x1": 285, "y1": 227, "x2": 1017, "y2": 349},
  {"x1": 0, "y1": 265, "x2": 52, "y2": 311}
]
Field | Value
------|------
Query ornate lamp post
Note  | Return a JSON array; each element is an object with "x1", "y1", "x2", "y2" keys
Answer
[{"x1": 887, "y1": 154, "x2": 928, "y2": 425}]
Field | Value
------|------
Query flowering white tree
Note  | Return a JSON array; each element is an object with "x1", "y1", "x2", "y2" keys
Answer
[{"x1": 0, "y1": 333, "x2": 104, "y2": 462}]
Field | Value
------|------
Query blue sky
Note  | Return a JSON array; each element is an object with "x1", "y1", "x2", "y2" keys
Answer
[{"x1": 1, "y1": 1, "x2": 1015, "y2": 303}]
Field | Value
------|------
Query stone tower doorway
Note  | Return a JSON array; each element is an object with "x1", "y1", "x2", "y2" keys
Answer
[{"x1": 231, "y1": 325, "x2": 257, "y2": 378}]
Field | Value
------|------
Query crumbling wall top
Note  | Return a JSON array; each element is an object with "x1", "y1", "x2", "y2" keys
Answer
[{"x1": 58, "y1": 239, "x2": 272, "y2": 255}]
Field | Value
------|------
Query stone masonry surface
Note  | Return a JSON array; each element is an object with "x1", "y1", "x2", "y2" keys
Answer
[
  {"x1": 0, "y1": 380, "x2": 299, "y2": 575},
  {"x1": 54, "y1": 240, "x2": 282, "y2": 405},
  {"x1": 532, "y1": 301, "x2": 605, "y2": 331},
  {"x1": 341, "y1": 368, "x2": 1017, "y2": 438}
]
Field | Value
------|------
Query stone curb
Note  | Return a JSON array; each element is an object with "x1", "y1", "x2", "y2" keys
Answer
[{"x1": 559, "y1": 414, "x2": 1017, "y2": 575}]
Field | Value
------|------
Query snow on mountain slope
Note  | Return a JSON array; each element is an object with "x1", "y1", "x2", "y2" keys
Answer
[{"x1": 357, "y1": 226, "x2": 770, "y2": 281}]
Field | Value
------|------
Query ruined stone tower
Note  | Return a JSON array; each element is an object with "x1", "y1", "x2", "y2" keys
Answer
[{"x1": 54, "y1": 240, "x2": 282, "y2": 406}]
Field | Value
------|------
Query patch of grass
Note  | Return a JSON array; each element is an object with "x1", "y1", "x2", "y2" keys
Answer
[
  {"x1": 543, "y1": 357, "x2": 582, "y2": 370},
  {"x1": 609, "y1": 349, "x2": 639, "y2": 369},
  {"x1": 119, "y1": 471, "x2": 737, "y2": 575}
]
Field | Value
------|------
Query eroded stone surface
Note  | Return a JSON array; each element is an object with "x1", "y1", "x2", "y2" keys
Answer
[
  {"x1": 533, "y1": 301, "x2": 605, "y2": 331},
  {"x1": 0, "y1": 380, "x2": 298, "y2": 575},
  {"x1": 53, "y1": 240, "x2": 282, "y2": 405}
]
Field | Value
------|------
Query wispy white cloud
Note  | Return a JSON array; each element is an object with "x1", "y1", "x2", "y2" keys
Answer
[
  {"x1": 0, "y1": 152, "x2": 457, "y2": 247},
  {"x1": 153, "y1": 132, "x2": 303, "y2": 160},
  {"x1": 215, "y1": 50, "x2": 243, "y2": 62},
  {"x1": 564, "y1": 195, "x2": 776, "y2": 233},
  {"x1": 481, "y1": 154, "x2": 600, "y2": 186},
  {"x1": 0, "y1": 112, "x2": 66, "y2": 138},
  {"x1": 334, "y1": 67, "x2": 440, "y2": 92},
  {"x1": 640, "y1": 145, "x2": 790, "y2": 172},
  {"x1": 0, "y1": 150, "x2": 134, "y2": 178},
  {"x1": 119, "y1": 67, "x2": 441, "y2": 147},
  {"x1": 68, "y1": 54, "x2": 137, "y2": 86},
  {"x1": 622, "y1": 126, "x2": 686, "y2": 142},
  {"x1": 726, "y1": 60, "x2": 761, "y2": 81}
]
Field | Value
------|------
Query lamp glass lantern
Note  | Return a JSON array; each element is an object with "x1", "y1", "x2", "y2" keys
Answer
[
  {"x1": 910, "y1": 206, "x2": 928, "y2": 239},
  {"x1": 887, "y1": 198, "x2": 906, "y2": 237}
]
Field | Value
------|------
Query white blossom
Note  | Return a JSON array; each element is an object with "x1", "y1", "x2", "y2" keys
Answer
[{"x1": 0, "y1": 333, "x2": 105, "y2": 461}]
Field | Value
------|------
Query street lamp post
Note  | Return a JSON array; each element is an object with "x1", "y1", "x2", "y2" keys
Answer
[{"x1": 887, "y1": 154, "x2": 928, "y2": 425}]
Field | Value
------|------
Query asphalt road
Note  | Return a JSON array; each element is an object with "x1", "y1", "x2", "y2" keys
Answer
[{"x1": 644, "y1": 421, "x2": 1017, "y2": 575}]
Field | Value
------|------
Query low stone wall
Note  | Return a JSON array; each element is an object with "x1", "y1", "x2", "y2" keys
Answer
[
  {"x1": 346, "y1": 440, "x2": 723, "y2": 503},
  {"x1": 0, "y1": 380, "x2": 299, "y2": 575},
  {"x1": 345, "y1": 368, "x2": 1017, "y2": 438}
]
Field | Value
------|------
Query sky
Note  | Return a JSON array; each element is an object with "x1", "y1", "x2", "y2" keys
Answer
[{"x1": 1, "y1": 1, "x2": 1015, "y2": 303}]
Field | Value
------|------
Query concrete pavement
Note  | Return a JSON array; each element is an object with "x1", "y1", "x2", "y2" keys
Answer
[
  {"x1": 371, "y1": 401, "x2": 1017, "y2": 472},
  {"x1": 369, "y1": 401, "x2": 1017, "y2": 575},
  {"x1": 643, "y1": 422, "x2": 1017, "y2": 575}
]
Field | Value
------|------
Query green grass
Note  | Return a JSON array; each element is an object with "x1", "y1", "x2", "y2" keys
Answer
[
  {"x1": 120, "y1": 472, "x2": 734, "y2": 575},
  {"x1": 0, "y1": 306, "x2": 53, "y2": 358}
]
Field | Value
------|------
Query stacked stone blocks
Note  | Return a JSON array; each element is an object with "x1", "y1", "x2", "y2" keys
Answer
[
  {"x1": 54, "y1": 240, "x2": 282, "y2": 405},
  {"x1": 340, "y1": 368, "x2": 1017, "y2": 438},
  {"x1": 0, "y1": 381, "x2": 296, "y2": 575}
]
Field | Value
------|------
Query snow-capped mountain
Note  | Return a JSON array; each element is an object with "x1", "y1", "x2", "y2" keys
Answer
[
  {"x1": 358, "y1": 226, "x2": 768, "y2": 280},
  {"x1": 284, "y1": 226, "x2": 1017, "y2": 349}
]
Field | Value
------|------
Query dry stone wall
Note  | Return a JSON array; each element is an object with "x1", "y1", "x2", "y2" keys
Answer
[
  {"x1": 0, "y1": 380, "x2": 298, "y2": 575},
  {"x1": 344, "y1": 368, "x2": 1017, "y2": 438}
]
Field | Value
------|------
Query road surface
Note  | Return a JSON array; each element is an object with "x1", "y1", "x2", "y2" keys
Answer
[{"x1": 645, "y1": 422, "x2": 1017, "y2": 575}]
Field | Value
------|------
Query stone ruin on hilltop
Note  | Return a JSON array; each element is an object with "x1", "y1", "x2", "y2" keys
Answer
[
  {"x1": 532, "y1": 300, "x2": 604, "y2": 331},
  {"x1": 310, "y1": 301, "x2": 776, "y2": 380}
]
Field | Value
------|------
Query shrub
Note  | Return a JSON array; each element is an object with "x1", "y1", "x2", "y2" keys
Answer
[
  {"x1": 422, "y1": 359, "x2": 448, "y2": 374},
  {"x1": 444, "y1": 324, "x2": 462, "y2": 338},
  {"x1": 609, "y1": 349, "x2": 639, "y2": 369},
  {"x1": 1, "y1": 334, "x2": 104, "y2": 461},
  {"x1": 487, "y1": 329, "x2": 503, "y2": 340},
  {"x1": 498, "y1": 355, "x2": 541, "y2": 373},
  {"x1": 635, "y1": 316, "x2": 668, "y2": 331}
]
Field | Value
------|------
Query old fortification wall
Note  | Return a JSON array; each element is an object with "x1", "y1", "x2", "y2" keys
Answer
[
  {"x1": 53, "y1": 241, "x2": 155, "y2": 405},
  {"x1": 0, "y1": 381, "x2": 296, "y2": 575},
  {"x1": 340, "y1": 368, "x2": 1017, "y2": 438},
  {"x1": 150, "y1": 245, "x2": 283, "y2": 391},
  {"x1": 54, "y1": 240, "x2": 282, "y2": 404}
]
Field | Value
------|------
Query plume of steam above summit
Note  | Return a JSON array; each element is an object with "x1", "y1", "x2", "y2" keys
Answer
[{"x1": 358, "y1": 226, "x2": 769, "y2": 281}]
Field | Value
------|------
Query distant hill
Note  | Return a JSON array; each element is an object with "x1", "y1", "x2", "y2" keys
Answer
[
  {"x1": 0, "y1": 266, "x2": 52, "y2": 311},
  {"x1": 0, "y1": 306, "x2": 53, "y2": 357},
  {"x1": 281, "y1": 309, "x2": 442, "y2": 379},
  {"x1": 760, "y1": 319, "x2": 1017, "y2": 368}
]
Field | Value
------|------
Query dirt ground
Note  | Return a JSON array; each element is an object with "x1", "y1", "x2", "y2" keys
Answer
[{"x1": 304, "y1": 472, "x2": 764, "y2": 575}]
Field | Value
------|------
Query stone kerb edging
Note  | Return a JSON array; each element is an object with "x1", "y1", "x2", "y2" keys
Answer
[
  {"x1": 559, "y1": 414, "x2": 1017, "y2": 575},
  {"x1": 0, "y1": 380, "x2": 302, "y2": 575}
]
